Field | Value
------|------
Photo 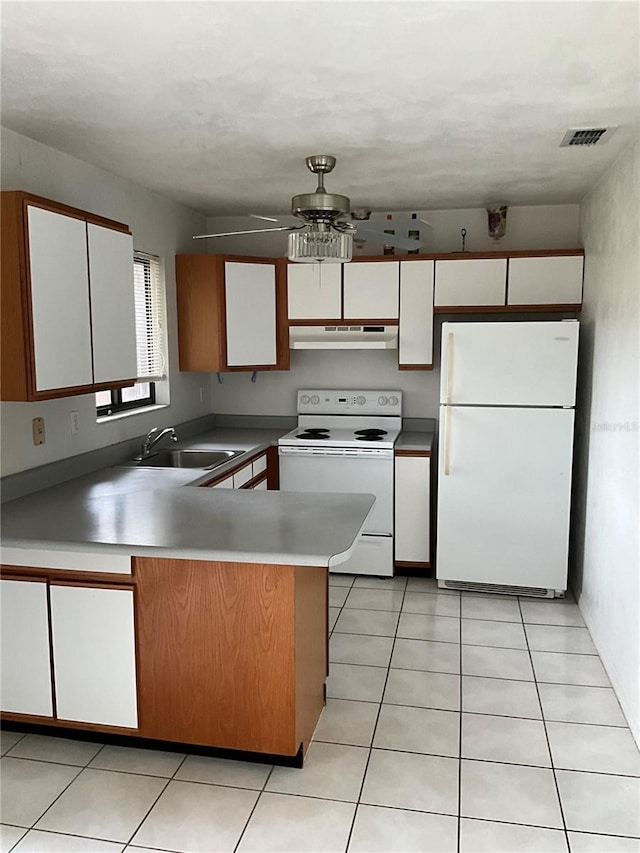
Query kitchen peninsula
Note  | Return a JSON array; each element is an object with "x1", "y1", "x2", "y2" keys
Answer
[{"x1": 1, "y1": 471, "x2": 374, "y2": 766}]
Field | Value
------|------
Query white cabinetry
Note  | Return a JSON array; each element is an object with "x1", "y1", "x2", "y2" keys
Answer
[
  {"x1": 224, "y1": 262, "x2": 278, "y2": 367},
  {"x1": 507, "y1": 255, "x2": 583, "y2": 306},
  {"x1": 28, "y1": 206, "x2": 94, "y2": 391},
  {"x1": 88, "y1": 224, "x2": 137, "y2": 384},
  {"x1": 343, "y1": 262, "x2": 399, "y2": 319},
  {"x1": 399, "y1": 260, "x2": 434, "y2": 367},
  {"x1": 435, "y1": 258, "x2": 507, "y2": 307},
  {"x1": 287, "y1": 263, "x2": 341, "y2": 319},
  {"x1": 0, "y1": 578, "x2": 53, "y2": 717},
  {"x1": 50, "y1": 585, "x2": 137, "y2": 728},
  {"x1": 394, "y1": 454, "x2": 431, "y2": 564}
]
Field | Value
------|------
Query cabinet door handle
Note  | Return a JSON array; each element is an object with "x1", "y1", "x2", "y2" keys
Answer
[
  {"x1": 444, "y1": 405, "x2": 452, "y2": 476},
  {"x1": 446, "y1": 332, "x2": 454, "y2": 404}
]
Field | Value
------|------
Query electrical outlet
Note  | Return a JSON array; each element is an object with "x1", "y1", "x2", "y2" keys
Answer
[
  {"x1": 32, "y1": 417, "x2": 45, "y2": 446},
  {"x1": 70, "y1": 411, "x2": 80, "y2": 435}
]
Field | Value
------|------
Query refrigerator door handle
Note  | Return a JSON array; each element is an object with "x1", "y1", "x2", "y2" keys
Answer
[
  {"x1": 444, "y1": 404, "x2": 452, "y2": 475},
  {"x1": 446, "y1": 332, "x2": 454, "y2": 404}
]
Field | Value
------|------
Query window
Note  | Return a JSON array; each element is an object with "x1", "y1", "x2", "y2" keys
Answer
[{"x1": 96, "y1": 252, "x2": 167, "y2": 417}]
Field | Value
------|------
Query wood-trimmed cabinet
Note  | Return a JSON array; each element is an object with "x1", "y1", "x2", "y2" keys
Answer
[
  {"x1": 394, "y1": 450, "x2": 431, "y2": 567},
  {"x1": 201, "y1": 448, "x2": 273, "y2": 491},
  {"x1": 176, "y1": 255, "x2": 289, "y2": 372},
  {"x1": 0, "y1": 571, "x2": 137, "y2": 729},
  {"x1": 434, "y1": 250, "x2": 583, "y2": 312},
  {"x1": 1, "y1": 192, "x2": 137, "y2": 401}
]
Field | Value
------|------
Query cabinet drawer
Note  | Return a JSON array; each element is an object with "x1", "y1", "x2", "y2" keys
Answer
[
  {"x1": 252, "y1": 454, "x2": 267, "y2": 478},
  {"x1": 435, "y1": 258, "x2": 507, "y2": 307},
  {"x1": 508, "y1": 256, "x2": 583, "y2": 305},
  {"x1": 233, "y1": 464, "x2": 254, "y2": 488},
  {"x1": 212, "y1": 475, "x2": 234, "y2": 489}
]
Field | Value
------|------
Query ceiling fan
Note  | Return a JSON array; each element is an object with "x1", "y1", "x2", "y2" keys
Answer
[{"x1": 193, "y1": 155, "x2": 433, "y2": 263}]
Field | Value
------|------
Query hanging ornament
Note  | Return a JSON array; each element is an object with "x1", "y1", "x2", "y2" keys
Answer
[{"x1": 486, "y1": 205, "x2": 508, "y2": 240}]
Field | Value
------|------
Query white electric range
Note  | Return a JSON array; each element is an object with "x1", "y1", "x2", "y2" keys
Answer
[{"x1": 278, "y1": 390, "x2": 402, "y2": 576}]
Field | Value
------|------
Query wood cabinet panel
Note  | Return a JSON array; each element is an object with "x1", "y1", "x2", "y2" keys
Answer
[
  {"x1": 135, "y1": 558, "x2": 299, "y2": 754},
  {"x1": 0, "y1": 578, "x2": 53, "y2": 717}
]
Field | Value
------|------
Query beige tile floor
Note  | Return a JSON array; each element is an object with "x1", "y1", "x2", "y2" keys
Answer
[{"x1": 1, "y1": 575, "x2": 639, "y2": 853}]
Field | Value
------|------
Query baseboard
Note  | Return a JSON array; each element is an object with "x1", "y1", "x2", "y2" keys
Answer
[{"x1": 577, "y1": 592, "x2": 640, "y2": 748}]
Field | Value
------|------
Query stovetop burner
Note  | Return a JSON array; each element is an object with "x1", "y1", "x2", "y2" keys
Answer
[
  {"x1": 356, "y1": 435, "x2": 384, "y2": 441},
  {"x1": 295, "y1": 433, "x2": 329, "y2": 440},
  {"x1": 300, "y1": 428, "x2": 330, "y2": 435},
  {"x1": 354, "y1": 428, "x2": 388, "y2": 437}
]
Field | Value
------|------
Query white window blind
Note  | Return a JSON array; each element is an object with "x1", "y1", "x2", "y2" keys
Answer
[{"x1": 133, "y1": 252, "x2": 166, "y2": 380}]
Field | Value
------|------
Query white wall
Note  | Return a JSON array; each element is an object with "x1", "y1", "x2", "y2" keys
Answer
[
  {"x1": 1, "y1": 128, "x2": 211, "y2": 476},
  {"x1": 573, "y1": 139, "x2": 640, "y2": 743}
]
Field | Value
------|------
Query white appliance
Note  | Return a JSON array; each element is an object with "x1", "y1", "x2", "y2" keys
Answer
[
  {"x1": 278, "y1": 390, "x2": 402, "y2": 576},
  {"x1": 436, "y1": 320, "x2": 579, "y2": 598}
]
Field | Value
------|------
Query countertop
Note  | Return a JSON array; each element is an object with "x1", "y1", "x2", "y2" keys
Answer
[
  {"x1": 0, "y1": 486, "x2": 375, "y2": 567},
  {"x1": 0, "y1": 426, "x2": 374, "y2": 567},
  {"x1": 0, "y1": 422, "x2": 432, "y2": 568}
]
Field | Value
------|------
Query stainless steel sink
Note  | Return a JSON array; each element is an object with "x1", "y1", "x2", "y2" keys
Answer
[{"x1": 132, "y1": 449, "x2": 243, "y2": 470}]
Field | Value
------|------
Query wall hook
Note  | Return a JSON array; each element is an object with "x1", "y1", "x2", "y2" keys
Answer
[
  {"x1": 251, "y1": 372, "x2": 258, "y2": 383},
  {"x1": 216, "y1": 372, "x2": 224, "y2": 384}
]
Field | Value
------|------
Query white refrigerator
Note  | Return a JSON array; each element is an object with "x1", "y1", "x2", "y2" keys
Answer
[{"x1": 436, "y1": 320, "x2": 579, "y2": 597}]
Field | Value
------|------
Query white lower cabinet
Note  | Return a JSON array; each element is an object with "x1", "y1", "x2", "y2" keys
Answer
[
  {"x1": 394, "y1": 454, "x2": 431, "y2": 564},
  {"x1": 0, "y1": 578, "x2": 54, "y2": 717},
  {"x1": 50, "y1": 584, "x2": 138, "y2": 728}
]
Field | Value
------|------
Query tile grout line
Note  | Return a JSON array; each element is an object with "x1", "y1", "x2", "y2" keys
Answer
[
  {"x1": 123, "y1": 751, "x2": 191, "y2": 847},
  {"x1": 518, "y1": 595, "x2": 571, "y2": 851},
  {"x1": 232, "y1": 759, "x2": 277, "y2": 852},
  {"x1": 343, "y1": 574, "x2": 408, "y2": 852}
]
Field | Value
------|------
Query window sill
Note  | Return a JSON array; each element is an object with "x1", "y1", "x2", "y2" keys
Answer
[{"x1": 96, "y1": 403, "x2": 169, "y2": 424}]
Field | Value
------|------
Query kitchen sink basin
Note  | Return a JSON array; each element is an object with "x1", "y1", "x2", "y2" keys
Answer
[{"x1": 132, "y1": 449, "x2": 243, "y2": 470}]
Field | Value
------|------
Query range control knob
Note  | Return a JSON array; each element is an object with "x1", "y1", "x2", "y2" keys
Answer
[
  {"x1": 356, "y1": 395, "x2": 366, "y2": 406},
  {"x1": 378, "y1": 395, "x2": 389, "y2": 406},
  {"x1": 389, "y1": 395, "x2": 399, "y2": 407},
  {"x1": 310, "y1": 395, "x2": 320, "y2": 405}
]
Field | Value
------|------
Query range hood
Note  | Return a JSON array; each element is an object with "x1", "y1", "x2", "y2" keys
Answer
[{"x1": 289, "y1": 325, "x2": 399, "y2": 350}]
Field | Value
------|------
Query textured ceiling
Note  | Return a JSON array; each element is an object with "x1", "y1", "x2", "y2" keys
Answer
[{"x1": 2, "y1": 1, "x2": 638, "y2": 216}]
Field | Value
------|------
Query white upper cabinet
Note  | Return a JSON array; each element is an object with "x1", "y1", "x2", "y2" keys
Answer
[
  {"x1": 399, "y1": 260, "x2": 434, "y2": 367},
  {"x1": 507, "y1": 255, "x2": 583, "y2": 306},
  {"x1": 50, "y1": 584, "x2": 138, "y2": 728},
  {"x1": 343, "y1": 261, "x2": 399, "y2": 319},
  {"x1": 0, "y1": 578, "x2": 54, "y2": 717},
  {"x1": 287, "y1": 263, "x2": 341, "y2": 319},
  {"x1": 225, "y1": 261, "x2": 277, "y2": 366},
  {"x1": 435, "y1": 258, "x2": 507, "y2": 307},
  {"x1": 28, "y1": 206, "x2": 94, "y2": 391},
  {"x1": 88, "y1": 224, "x2": 137, "y2": 384}
]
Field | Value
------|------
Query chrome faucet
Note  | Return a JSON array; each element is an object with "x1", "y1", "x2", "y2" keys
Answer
[{"x1": 140, "y1": 426, "x2": 178, "y2": 459}]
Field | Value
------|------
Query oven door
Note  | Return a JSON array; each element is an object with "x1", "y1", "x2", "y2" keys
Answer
[
  {"x1": 278, "y1": 447, "x2": 393, "y2": 534},
  {"x1": 279, "y1": 446, "x2": 394, "y2": 577}
]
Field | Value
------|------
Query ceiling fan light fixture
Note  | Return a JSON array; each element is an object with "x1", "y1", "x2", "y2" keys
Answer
[{"x1": 288, "y1": 228, "x2": 352, "y2": 264}]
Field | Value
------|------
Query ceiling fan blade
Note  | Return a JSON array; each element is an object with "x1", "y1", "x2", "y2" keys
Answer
[
  {"x1": 193, "y1": 225, "x2": 301, "y2": 240},
  {"x1": 354, "y1": 226, "x2": 427, "y2": 251},
  {"x1": 250, "y1": 214, "x2": 281, "y2": 223}
]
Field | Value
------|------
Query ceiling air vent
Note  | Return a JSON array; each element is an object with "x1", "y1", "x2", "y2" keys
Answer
[{"x1": 560, "y1": 127, "x2": 618, "y2": 147}]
